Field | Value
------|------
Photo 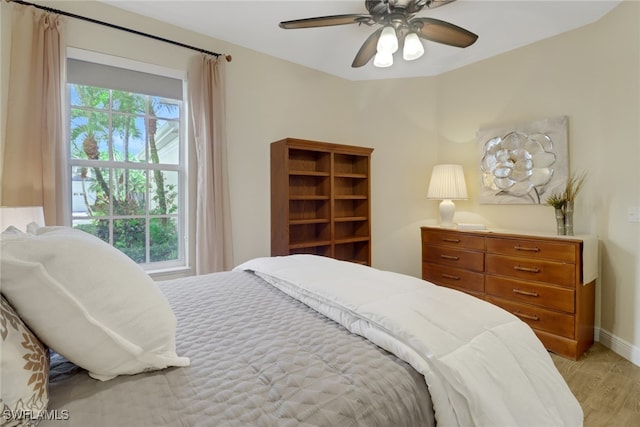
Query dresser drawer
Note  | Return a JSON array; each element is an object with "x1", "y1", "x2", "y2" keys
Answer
[
  {"x1": 486, "y1": 254, "x2": 575, "y2": 287},
  {"x1": 485, "y1": 276, "x2": 575, "y2": 313},
  {"x1": 486, "y1": 296, "x2": 575, "y2": 339},
  {"x1": 422, "y1": 229, "x2": 485, "y2": 250},
  {"x1": 423, "y1": 246, "x2": 484, "y2": 272},
  {"x1": 486, "y1": 237, "x2": 576, "y2": 263},
  {"x1": 423, "y1": 263, "x2": 484, "y2": 293}
]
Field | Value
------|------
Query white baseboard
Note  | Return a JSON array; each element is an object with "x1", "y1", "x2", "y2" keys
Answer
[{"x1": 596, "y1": 327, "x2": 640, "y2": 367}]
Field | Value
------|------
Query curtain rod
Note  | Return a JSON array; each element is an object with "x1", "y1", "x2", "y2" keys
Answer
[{"x1": 9, "y1": 0, "x2": 232, "y2": 62}]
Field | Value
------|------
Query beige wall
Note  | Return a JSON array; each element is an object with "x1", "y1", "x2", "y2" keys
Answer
[
  {"x1": 1, "y1": 1, "x2": 639, "y2": 362},
  {"x1": 351, "y1": 77, "x2": 439, "y2": 275},
  {"x1": 355, "y1": 1, "x2": 640, "y2": 362},
  {"x1": 440, "y1": 1, "x2": 640, "y2": 362}
]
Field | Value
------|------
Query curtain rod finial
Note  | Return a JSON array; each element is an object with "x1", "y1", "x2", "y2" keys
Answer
[{"x1": 225, "y1": 55, "x2": 232, "y2": 62}]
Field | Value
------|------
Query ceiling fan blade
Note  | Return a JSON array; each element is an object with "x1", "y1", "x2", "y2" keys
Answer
[
  {"x1": 351, "y1": 27, "x2": 384, "y2": 68},
  {"x1": 412, "y1": 17, "x2": 478, "y2": 48},
  {"x1": 351, "y1": 27, "x2": 383, "y2": 68},
  {"x1": 279, "y1": 14, "x2": 372, "y2": 29},
  {"x1": 426, "y1": 0, "x2": 458, "y2": 9}
]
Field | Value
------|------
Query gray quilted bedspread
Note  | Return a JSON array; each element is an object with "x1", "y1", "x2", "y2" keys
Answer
[{"x1": 43, "y1": 271, "x2": 435, "y2": 427}]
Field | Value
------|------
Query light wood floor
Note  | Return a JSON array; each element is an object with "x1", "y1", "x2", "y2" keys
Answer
[{"x1": 551, "y1": 343, "x2": 640, "y2": 426}]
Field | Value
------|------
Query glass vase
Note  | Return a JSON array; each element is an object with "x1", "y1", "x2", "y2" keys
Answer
[
  {"x1": 564, "y1": 201, "x2": 574, "y2": 236},
  {"x1": 555, "y1": 208, "x2": 566, "y2": 235}
]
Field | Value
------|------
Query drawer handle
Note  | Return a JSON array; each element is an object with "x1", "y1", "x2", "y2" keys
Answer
[
  {"x1": 513, "y1": 265, "x2": 540, "y2": 273},
  {"x1": 442, "y1": 238, "x2": 461, "y2": 243},
  {"x1": 513, "y1": 288, "x2": 539, "y2": 297},
  {"x1": 441, "y1": 273, "x2": 461, "y2": 281},
  {"x1": 514, "y1": 245, "x2": 540, "y2": 252},
  {"x1": 514, "y1": 311, "x2": 540, "y2": 321},
  {"x1": 440, "y1": 254, "x2": 460, "y2": 261}
]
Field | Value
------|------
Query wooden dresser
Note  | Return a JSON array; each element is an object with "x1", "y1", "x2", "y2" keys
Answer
[{"x1": 421, "y1": 226, "x2": 596, "y2": 360}]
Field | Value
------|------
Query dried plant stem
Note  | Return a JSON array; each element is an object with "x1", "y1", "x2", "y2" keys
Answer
[{"x1": 565, "y1": 171, "x2": 588, "y2": 202}]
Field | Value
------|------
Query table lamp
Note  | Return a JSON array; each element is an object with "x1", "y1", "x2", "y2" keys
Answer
[{"x1": 427, "y1": 165, "x2": 468, "y2": 228}]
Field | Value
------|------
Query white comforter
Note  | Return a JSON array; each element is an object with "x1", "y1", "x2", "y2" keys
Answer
[{"x1": 235, "y1": 255, "x2": 583, "y2": 427}]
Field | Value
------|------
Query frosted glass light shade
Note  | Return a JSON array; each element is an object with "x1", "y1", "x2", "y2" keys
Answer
[
  {"x1": 373, "y1": 51, "x2": 394, "y2": 68},
  {"x1": 427, "y1": 165, "x2": 468, "y2": 228},
  {"x1": 403, "y1": 33, "x2": 424, "y2": 61},
  {"x1": 0, "y1": 206, "x2": 45, "y2": 232},
  {"x1": 377, "y1": 26, "x2": 398, "y2": 54}
]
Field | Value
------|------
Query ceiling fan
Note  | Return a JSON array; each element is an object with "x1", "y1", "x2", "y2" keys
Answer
[{"x1": 279, "y1": 0, "x2": 478, "y2": 68}]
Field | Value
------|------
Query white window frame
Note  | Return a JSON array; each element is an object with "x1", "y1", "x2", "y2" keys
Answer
[{"x1": 65, "y1": 48, "x2": 189, "y2": 273}]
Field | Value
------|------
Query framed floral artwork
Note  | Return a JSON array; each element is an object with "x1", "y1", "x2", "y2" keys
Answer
[{"x1": 476, "y1": 115, "x2": 568, "y2": 204}]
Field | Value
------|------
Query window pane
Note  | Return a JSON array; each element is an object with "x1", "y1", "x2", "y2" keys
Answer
[
  {"x1": 148, "y1": 118, "x2": 179, "y2": 165},
  {"x1": 111, "y1": 90, "x2": 146, "y2": 114},
  {"x1": 150, "y1": 217, "x2": 178, "y2": 262},
  {"x1": 112, "y1": 168, "x2": 147, "y2": 216},
  {"x1": 70, "y1": 166, "x2": 111, "y2": 216},
  {"x1": 113, "y1": 218, "x2": 146, "y2": 263},
  {"x1": 150, "y1": 170, "x2": 178, "y2": 215},
  {"x1": 150, "y1": 97, "x2": 180, "y2": 120},
  {"x1": 72, "y1": 219, "x2": 110, "y2": 244},
  {"x1": 70, "y1": 110, "x2": 109, "y2": 160},
  {"x1": 70, "y1": 84, "x2": 109, "y2": 110},
  {"x1": 69, "y1": 85, "x2": 82, "y2": 107},
  {"x1": 71, "y1": 166, "x2": 98, "y2": 217},
  {"x1": 112, "y1": 114, "x2": 146, "y2": 162}
]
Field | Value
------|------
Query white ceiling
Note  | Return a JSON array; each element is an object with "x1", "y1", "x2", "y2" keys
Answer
[{"x1": 101, "y1": 0, "x2": 622, "y2": 81}]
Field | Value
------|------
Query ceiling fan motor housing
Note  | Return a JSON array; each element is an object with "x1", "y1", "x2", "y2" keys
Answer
[{"x1": 366, "y1": 0, "x2": 429, "y2": 23}]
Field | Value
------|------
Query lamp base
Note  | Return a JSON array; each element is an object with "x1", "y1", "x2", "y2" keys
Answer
[{"x1": 439, "y1": 199, "x2": 456, "y2": 228}]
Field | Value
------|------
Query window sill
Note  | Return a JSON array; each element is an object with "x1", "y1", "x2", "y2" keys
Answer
[{"x1": 148, "y1": 266, "x2": 194, "y2": 281}]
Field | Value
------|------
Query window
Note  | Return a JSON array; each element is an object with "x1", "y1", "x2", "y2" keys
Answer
[{"x1": 66, "y1": 57, "x2": 186, "y2": 269}]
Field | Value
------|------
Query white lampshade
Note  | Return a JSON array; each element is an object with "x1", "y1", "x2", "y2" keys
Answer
[
  {"x1": 403, "y1": 32, "x2": 424, "y2": 61},
  {"x1": 377, "y1": 26, "x2": 398, "y2": 54},
  {"x1": 0, "y1": 206, "x2": 45, "y2": 232},
  {"x1": 427, "y1": 165, "x2": 468, "y2": 228},
  {"x1": 373, "y1": 51, "x2": 394, "y2": 68}
]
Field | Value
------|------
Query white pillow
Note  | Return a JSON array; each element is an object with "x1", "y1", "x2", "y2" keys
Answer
[
  {"x1": 0, "y1": 226, "x2": 189, "y2": 381},
  {"x1": 0, "y1": 294, "x2": 49, "y2": 426}
]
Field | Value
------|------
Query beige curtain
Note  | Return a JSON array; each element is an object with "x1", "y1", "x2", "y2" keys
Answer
[
  {"x1": 1, "y1": 4, "x2": 66, "y2": 226},
  {"x1": 187, "y1": 55, "x2": 233, "y2": 274}
]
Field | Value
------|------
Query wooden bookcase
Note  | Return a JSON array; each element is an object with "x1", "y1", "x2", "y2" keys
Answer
[{"x1": 271, "y1": 138, "x2": 373, "y2": 265}]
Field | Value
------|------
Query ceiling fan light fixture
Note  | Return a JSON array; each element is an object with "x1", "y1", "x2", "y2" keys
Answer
[
  {"x1": 403, "y1": 32, "x2": 424, "y2": 61},
  {"x1": 278, "y1": 0, "x2": 477, "y2": 69},
  {"x1": 377, "y1": 25, "x2": 398, "y2": 54},
  {"x1": 373, "y1": 51, "x2": 394, "y2": 68}
]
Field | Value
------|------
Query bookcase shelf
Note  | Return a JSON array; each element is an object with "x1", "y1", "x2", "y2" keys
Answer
[
  {"x1": 289, "y1": 195, "x2": 330, "y2": 200},
  {"x1": 334, "y1": 216, "x2": 368, "y2": 222},
  {"x1": 271, "y1": 138, "x2": 373, "y2": 266},
  {"x1": 334, "y1": 195, "x2": 368, "y2": 200},
  {"x1": 289, "y1": 218, "x2": 331, "y2": 225},
  {"x1": 290, "y1": 170, "x2": 331, "y2": 177}
]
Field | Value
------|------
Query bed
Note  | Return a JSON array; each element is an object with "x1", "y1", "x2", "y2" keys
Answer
[
  {"x1": 1, "y1": 226, "x2": 582, "y2": 427},
  {"x1": 44, "y1": 270, "x2": 435, "y2": 426}
]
